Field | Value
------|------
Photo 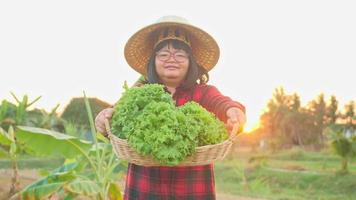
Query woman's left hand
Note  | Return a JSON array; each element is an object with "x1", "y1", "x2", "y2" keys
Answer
[{"x1": 226, "y1": 107, "x2": 246, "y2": 134}]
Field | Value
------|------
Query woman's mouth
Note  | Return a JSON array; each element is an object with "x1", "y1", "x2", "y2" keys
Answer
[{"x1": 164, "y1": 65, "x2": 179, "y2": 70}]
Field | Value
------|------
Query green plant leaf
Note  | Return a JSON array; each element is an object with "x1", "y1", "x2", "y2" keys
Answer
[
  {"x1": 52, "y1": 162, "x2": 79, "y2": 173},
  {"x1": 332, "y1": 137, "x2": 351, "y2": 158},
  {"x1": 97, "y1": 132, "x2": 109, "y2": 143},
  {"x1": 24, "y1": 171, "x2": 76, "y2": 191},
  {"x1": 21, "y1": 163, "x2": 78, "y2": 198},
  {"x1": 108, "y1": 182, "x2": 123, "y2": 200},
  {"x1": 21, "y1": 182, "x2": 63, "y2": 200},
  {"x1": 351, "y1": 139, "x2": 356, "y2": 157},
  {"x1": 16, "y1": 126, "x2": 92, "y2": 158},
  {"x1": 0, "y1": 148, "x2": 9, "y2": 158},
  {"x1": 64, "y1": 179, "x2": 101, "y2": 196},
  {"x1": 63, "y1": 193, "x2": 78, "y2": 200},
  {"x1": 0, "y1": 100, "x2": 9, "y2": 121},
  {"x1": 0, "y1": 127, "x2": 12, "y2": 145}
]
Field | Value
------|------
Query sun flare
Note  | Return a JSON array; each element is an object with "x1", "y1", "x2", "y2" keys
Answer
[{"x1": 243, "y1": 121, "x2": 260, "y2": 133}]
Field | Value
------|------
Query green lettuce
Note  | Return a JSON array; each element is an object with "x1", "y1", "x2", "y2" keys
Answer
[{"x1": 111, "y1": 84, "x2": 228, "y2": 165}]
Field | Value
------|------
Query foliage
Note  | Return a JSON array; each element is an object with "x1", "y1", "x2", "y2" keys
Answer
[
  {"x1": 111, "y1": 84, "x2": 228, "y2": 165},
  {"x1": 343, "y1": 100, "x2": 355, "y2": 132},
  {"x1": 27, "y1": 104, "x2": 65, "y2": 133},
  {"x1": 258, "y1": 87, "x2": 354, "y2": 149},
  {"x1": 12, "y1": 93, "x2": 123, "y2": 200},
  {"x1": 64, "y1": 121, "x2": 87, "y2": 139},
  {"x1": 259, "y1": 88, "x2": 316, "y2": 147},
  {"x1": 0, "y1": 93, "x2": 41, "y2": 130},
  {"x1": 215, "y1": 148, "x2": 356, "y2": 200},
  {"x1": 111, "y1": 84, "x2": 174, "y2": 139},
  {"x1": 326, "y1": 95, "x2": 339, "y2": 124},
  {"x1": 0, "y1": 100, "x2": 17, "y2": 129},
  {"x1": 179, "y1": 102, "x2": 228, "y2": 146},
  {"x1": 0, "y1": 93, "x2": 43, "y2": 197},
  {"x1": 16, "y1": 126, "x2": 92, "y2": 158},
  {"x1": 330, "y1": 131, "x2": 356, "y2": 173},
  {"x1": 0, "y1": 126, "x2": 19, "y2": 196},
  {"x1": 1, "y1": 94, "x2": 64, "y2": 133},
  {"x1": 61, "y1": 97, "x2": 111, "y2": 131},
  {"x1": 129, "y1": 101, "x2": 195, "y2": 165}
]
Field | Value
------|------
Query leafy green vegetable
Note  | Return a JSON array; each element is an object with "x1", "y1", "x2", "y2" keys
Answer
[
  {"x1": 179, "y1": 102, "x2": 228, "y2": 146},
  {"x1": 111, "y1": 84, "x2": 174, "y2": 139},
  {"x1": 111, "y1": 84, "x2": 228, "y2": 165},
  {"x1": 130, "y1": 102, "x2": 196, "y2": 165}
]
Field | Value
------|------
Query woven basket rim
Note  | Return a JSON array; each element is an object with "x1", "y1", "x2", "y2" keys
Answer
[{"x1": 105, "y1": 119, "x2": 239, "y2": 166}]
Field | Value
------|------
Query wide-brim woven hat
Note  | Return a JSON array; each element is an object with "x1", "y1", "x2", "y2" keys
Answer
[{"x1": 124, "y1": 16, "x2": 220, "y2": 75}]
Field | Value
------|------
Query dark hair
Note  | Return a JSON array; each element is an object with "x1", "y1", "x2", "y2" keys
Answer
[{"x1": 146, "y1": 39, "x2": 209, "y2": 89}]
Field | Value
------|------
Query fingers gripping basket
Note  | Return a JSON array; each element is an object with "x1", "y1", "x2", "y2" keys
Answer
[{"x1": 105, "y1": 119, "x2": 239, "y2": 166}]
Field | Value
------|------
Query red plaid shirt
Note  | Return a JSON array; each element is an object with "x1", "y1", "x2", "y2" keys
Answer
[{"x1": 124, "y1": 83, "x2": 245, "y2": 200}]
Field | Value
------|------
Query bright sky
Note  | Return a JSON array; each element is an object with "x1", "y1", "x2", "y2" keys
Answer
[{"x1": 0, "y1": 0, "x2": 355, "y2": 131}]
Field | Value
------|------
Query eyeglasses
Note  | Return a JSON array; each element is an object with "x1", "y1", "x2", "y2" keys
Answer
[{"x1": 155, "y1": 51, "x2": 189, "y2": 63}]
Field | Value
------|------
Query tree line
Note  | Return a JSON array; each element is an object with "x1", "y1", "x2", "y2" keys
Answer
[{"x1": 250, "y1": 87, "x2": 355, "y2": 149}]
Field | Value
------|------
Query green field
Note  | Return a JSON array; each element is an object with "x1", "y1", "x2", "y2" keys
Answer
[
  {"x1": 1, "y1": 147, "x2": 355, "y2": 200},
  {"x1": 215, "y1": 147, "x2": 356, "y2": 200}
]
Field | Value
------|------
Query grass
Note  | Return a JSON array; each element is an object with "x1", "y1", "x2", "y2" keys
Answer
[
  {"x1": 215, "y1": 147, "x2": 356, "y2": 200},
  {"x1": 1, "y1": 148, "x2": 356, "y2": 199}
]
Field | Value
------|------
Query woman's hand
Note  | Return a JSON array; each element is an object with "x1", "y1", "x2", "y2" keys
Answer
[
  {"x1": 226, "y1": 107, "x2": 246, "y2": 134},
  {"x1": 95, "y1": 108, "x2": 114, "y2": 136}
]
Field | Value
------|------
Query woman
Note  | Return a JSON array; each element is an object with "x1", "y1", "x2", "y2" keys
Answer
[{"x1": 95, "y1": 16, "x2": 246, "y2": 200}]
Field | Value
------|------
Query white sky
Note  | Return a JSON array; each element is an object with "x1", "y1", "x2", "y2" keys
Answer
[{"x1": 0, "y1": 0, "x2": 355, "y2": 130}]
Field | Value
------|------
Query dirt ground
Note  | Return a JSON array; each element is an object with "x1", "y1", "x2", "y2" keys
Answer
[{"x1": 0, "y1": 169, "x2": 264, "y2": 200}]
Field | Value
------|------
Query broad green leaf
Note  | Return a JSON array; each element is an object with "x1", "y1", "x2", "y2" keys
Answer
[
  {"x1": 0, "y1": 127, "x2": 12, "y2": 145},
  {"x1": 64, "y1": 179, "x2": 100, "y2": 196},
  {"x1": 89, "y1": 142, "x2": 111, "y2": 151},
  {"x1": 52, "y1": 162, "x2": 79, "y2": 173},
  {"x1": 21, "y1": 165, "x2": 77, "y2": 199},
  {"x1": 0, "y1": 148, "x2": 9, "y2": 158},
  {"x1": 63, "y1": 193, "x2": 78, "y2": 200},
  {"x1": 64, "y1": 158, "x2": 77, "y2": 165},
  {"x1": 108, "y1": 182, "x2": 123, "y2": 200},
  {"x1": 8, "y1": 126, "x2": 15, "y2": 141},
  {"x1": 16, "y1": 126, "x2": 92, "y2": 158},
  {"x1": 38, "y1": 162, "x2": 79, "y2": 179},
  {"x1": 24, "y1": 171, "x2": 76, "y2": 191},
  {"x1": 21, "y1": 182, "x2": 62, "y2": 200},
  {"x1": 38, "y1": 169, "x2": 50, "y2": 177},
  {"x1": 97, "y1": 132, "x2": 109, "y2": 143},
  {"x1": 10, "y1": 142, "x2": 17, "y2": 156},
  {"x1": 332, "y1": 138, "x2": 351, "y2": 158},
  {"x1": 0, "y1": 100, "x2": 9, "y2": 120}
]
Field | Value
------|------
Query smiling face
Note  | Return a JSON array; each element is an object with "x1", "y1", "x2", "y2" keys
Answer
[{"x1": 155, "y1": 42, "x2": 190, "y2": 88}]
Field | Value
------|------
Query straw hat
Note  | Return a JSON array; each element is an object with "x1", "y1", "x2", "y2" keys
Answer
[{"x1": 124, "y1": 16, "x2": 220, "y2": 75}]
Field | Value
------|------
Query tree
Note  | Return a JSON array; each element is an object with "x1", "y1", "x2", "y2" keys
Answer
[
  {"x1": 279, "y1": 93, "x2": 305, "y2": 146},
  {"x1": 260, "y1": 88, "x2": 308, "y2": 148},
  {"x1": 61, "y1": 97, "x2": 111, "y2": 134},
  {"x1": 260, "y1": 87, "x2": 290, "y2": 147},
  {"x1": 307, "y1": 93, "x2": 327, "y2": 146},
  {"x1": 331, "y1": 131, "x2": 356, "y2": 174},
  {"x1": 326, "y1": 95, "x2": 339, "y2": 125},
  {"x1": 343, "y1": 101, "x2": 355, "y2": 133}
]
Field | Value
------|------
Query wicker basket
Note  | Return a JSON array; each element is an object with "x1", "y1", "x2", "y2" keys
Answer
[{"x1": 105, "y1": 120, "x2": 239, "y2": 166}]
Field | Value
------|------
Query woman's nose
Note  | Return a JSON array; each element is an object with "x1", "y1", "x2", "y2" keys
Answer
[{"x1": 166, "y1": 55, "x2": 177, "y2": 62}]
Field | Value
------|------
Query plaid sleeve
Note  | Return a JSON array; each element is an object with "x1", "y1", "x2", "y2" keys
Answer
[{"x1": 199, "y1": 85, "x2": 246, "y2": 123}]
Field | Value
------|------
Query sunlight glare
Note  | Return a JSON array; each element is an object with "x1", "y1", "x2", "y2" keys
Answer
[{"x1": 244, "y1": 121, "x2": 260, "y2": 133}]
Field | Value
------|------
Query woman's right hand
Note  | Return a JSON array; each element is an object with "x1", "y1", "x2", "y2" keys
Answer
[{"x1": 95, "y1": 108, "x2": 114, "y2": 136}]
